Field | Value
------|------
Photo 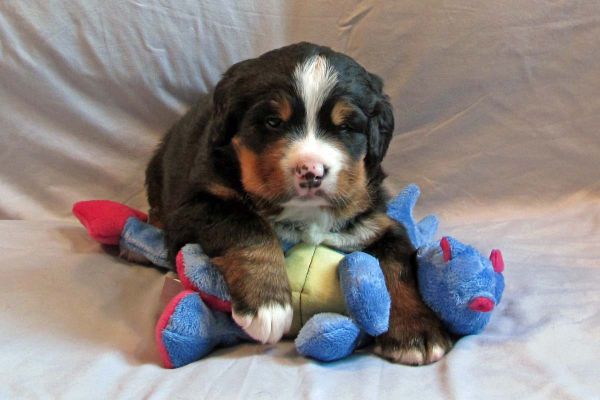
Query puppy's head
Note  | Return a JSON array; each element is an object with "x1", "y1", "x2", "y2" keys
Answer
[{"x1": 211, "y1": 43, "x2": 394, "y2": 210}]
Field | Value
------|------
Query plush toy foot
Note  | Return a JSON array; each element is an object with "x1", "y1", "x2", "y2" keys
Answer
[
  {"x1": 72, "y1": 200, "x2": 147, "y2": 245},
  {"x1": 338, "y1": 252, "x2": 390, "y2": 336},
  {"x1": 156, "y1": 290, "x2": 247, "y2": 368},
  {"x1": 295, "y1": 313, "x2": 368, "y2": 362}
]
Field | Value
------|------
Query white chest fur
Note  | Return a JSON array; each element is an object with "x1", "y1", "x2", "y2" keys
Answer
[{"x1": 273, "y1": 198, "x2": 336, "y2": 245}]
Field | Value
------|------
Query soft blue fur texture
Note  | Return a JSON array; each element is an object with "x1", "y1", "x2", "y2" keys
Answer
[
  {"x1": 338, "y1": 252, "x2": 390, "y2": 336},
  {"x1": 417, "y1": 237, "x2": 505, "y2": 335},
  {"x1": 298, "y1": 184, "x2": 506, "y2": 358},
  {"x1": 162, "y1": 292, "x2": 248, "y2": 368},
  {"x1": 388, "y1": 185, "x2": 505, "y2": 336},
  {"x1": 120, "y1": 217, "x2": 171, "y2": 269},
  {"x1": 180, "y1": 244, "x2": 231, "y2": 302},
  {"x1": 386, "y1": 184, "x2": 439, "y2": 248},
  {"x1": 295, "y1": 313, "x2": 369, "y2": 362}
]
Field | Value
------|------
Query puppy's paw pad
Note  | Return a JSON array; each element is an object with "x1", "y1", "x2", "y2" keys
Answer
[
  {"x1": 233, "y1": 303, "x2": 293, "y2": 344},
  {"x1": 428, "y1": 344, "x2": 447, "y2": 363},
  {"x1": 374, "y1": 345, "x2": 425, "y2": 366},
  {"x1": 374, "y1": 338, "x2": 451, "y2": 366}
]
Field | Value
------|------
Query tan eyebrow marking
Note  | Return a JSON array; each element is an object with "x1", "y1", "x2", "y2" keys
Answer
[
  {"x1": 331, "y1": 100, "x2": 354, "y2": 126},
  {"x1": 270, "y1": 96, "x2": 293, "y2": 122}
]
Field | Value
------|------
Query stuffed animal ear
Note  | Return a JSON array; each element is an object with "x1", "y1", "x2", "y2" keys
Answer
[
  {"x1": 440, "y1": 237, "x2": 452, "y2": 262},
  {"x1": 489, "y1": 249, "x2": 505, "y2": 273}
]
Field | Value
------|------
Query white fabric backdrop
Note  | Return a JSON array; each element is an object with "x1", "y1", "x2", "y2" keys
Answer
[{"x1": 1, "y1": 1, "x2": 599, "y2": 399}]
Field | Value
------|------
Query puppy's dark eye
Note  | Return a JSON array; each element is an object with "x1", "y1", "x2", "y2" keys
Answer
[
  {"x1": 339, "y1": 123, "x2": 351, "y2": 131},
  {"x1": 265, "y1": 116, "x2": 283, "y2": 128}
]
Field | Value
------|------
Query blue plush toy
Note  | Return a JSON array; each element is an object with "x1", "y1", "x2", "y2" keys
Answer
[
  {"x1": 386, "y1": 184, "x2": 505, "y2": 335},
  {"x1": 73, "y1": 184, "x2": 505, "y2": 367}
]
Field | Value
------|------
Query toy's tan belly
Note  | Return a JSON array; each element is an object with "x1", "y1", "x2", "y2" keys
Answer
[{"x1": 285, "y1": 244, "x2": 347, "y2": 337}]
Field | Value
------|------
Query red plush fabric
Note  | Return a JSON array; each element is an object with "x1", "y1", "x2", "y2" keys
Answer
[
  {"x1": 440, "y1": 237, "x2": 452, "y2": 262},
  {"x1": 72, "y1": 200, "x2": 148, "y2": 245},
  {"x1": 468, "y1": 296, "x2": 495, "y2": 312},
  {"x1": 489, "y1": 249, "x2": 505, "y2": 273}
]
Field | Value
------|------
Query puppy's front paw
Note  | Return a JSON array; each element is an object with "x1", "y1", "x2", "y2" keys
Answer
[
  {"x1": 374, "y1": 313, "x2": 453, "y2": 366},
  {"x1": 233, "y1": 303, "x2": 293, "y2": 344}
]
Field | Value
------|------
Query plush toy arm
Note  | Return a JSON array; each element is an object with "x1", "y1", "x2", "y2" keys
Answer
[
  {"x1": 338, "y1": 252, "x2": 390, "y2": 336},
  {"x1": 386, "y1": 184, "x2": 439, "y2": 248},
  {"x1": 295, "y1": 251, "x2": 390, "y2": 362},
  {"x1": 295, "y1": 313, "x2": 369, "y2": 362}
]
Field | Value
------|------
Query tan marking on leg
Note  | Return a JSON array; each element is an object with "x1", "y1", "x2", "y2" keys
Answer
[{"x1": 207, "y1": 183, "x2": 240, "y2": 200}]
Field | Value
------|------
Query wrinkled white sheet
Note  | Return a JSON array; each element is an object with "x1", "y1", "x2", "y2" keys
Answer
[{"x1": 1, "y1": 1, "x2": 599, "y2": 399}]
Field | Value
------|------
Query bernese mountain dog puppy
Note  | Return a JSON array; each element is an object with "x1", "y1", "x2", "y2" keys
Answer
[{"x1": 145, "y1": 42, "x2": 453, "y2": 365}]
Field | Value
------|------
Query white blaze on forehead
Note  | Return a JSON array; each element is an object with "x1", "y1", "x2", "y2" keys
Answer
[
  {"x1": 293, "y1": 55, "x2": 338, "y2": 138},
  {"x1": 288, "y1": 55, "x2": 345, "y2": 192}
]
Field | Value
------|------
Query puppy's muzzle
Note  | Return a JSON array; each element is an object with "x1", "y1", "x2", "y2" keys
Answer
[{"x1": 294, "y1": 158, "x2": 328, "y2": 195}]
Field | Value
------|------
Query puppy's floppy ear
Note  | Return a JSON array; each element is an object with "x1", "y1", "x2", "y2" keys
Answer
[
  {"x1": 210, "y1": 60, "x2": 254, "y2": 147},
  {"x1": 365, "y1": 72, "x2": 394, "y2": 173}
]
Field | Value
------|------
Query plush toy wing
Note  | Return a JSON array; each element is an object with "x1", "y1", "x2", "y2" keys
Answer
[{"x1": 386, "y1": 184, "x2": 439, "y2": 248}]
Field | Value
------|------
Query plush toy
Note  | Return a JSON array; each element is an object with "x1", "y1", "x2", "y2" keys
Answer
[
  {"x1": 73, "y1": 185, "x2": 505, "y2": 367},
  {"x1": 385, "y1": 185, "x2": 506, "y2": 335}
]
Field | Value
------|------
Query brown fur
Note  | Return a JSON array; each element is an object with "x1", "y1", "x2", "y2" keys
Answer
[
  {"x1": 207, "y1": 183, "x2": 241, "y2": 200},
  {"x1": 366, "y1": 226, "x2": 454, "y2": 365},
  {"x1": 148, "y1": 207, "x2": 164, "y2": 228},
  {"x1": 233, "y1": 137, "x2": 290, "y2": 202},
  {"x1": 211, "y1": 240, "x2": 290, "y2": 313},
  {"x1": 334, "y1": 160, "x2": 368, "y2": 213}
]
